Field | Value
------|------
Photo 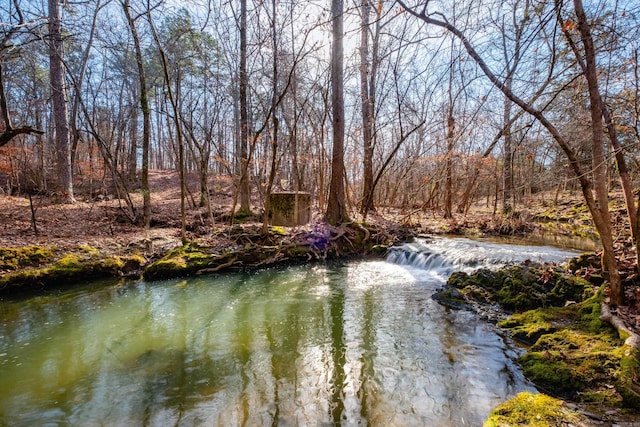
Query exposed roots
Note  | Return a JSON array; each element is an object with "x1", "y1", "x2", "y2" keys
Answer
[{"x1": 601, "y1": 302, "x2": 640, "y2": 350}]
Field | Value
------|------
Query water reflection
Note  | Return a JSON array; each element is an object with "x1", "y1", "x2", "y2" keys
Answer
[{"x1": 0, "y1": 259, "x2": 540, "y2": 426}]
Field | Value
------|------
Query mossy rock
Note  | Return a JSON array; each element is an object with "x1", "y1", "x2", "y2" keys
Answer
[
  {"x1": 0, "y1": 250, "x2": 145, "y2": 293},
  {"x1": 519, "y1": 353, "x2": 586, "y2": 397},
  {"x1": 432, "y1": 286, "x2": 467, "y2": 309},
  {"x1": 144, "y1": 243, "x2": 219, "y2": 280},
  {"x1": 0, "y1": 246, "x2": 57, "y2": 271},
  {"x1": 444, "y1": 263, "x2": 593, "y2": 313},
  {"x1": 484, "y1": 392, "x2": 587, "y2": 427},
  {"x1": 520, "y1": 328, "x2": 620, "y2": 399},
  {"x1": 567, "y1": 252, "x2": 601, "y2": 272}
]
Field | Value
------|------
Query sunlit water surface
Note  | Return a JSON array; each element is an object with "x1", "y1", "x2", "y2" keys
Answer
[{"x1": 0, "y1": 238, "x2": 579, "y2": 426}]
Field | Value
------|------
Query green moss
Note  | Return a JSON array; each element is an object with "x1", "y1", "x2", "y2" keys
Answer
[
  {"x1": 270, "y1": 226, "x2": 287, "y2": 236},
  {"x1": 567, "y1": 252, "x2": 601, "y2": 272},
  {"x1": 570, "y1": 203, "x2": 589, "y2": 215},
  {"x1": 520, "y1": 353, "x2": 584, "y2": 396},
  {"x1": 78, "y1": 245, "x2": 100, "y2": 256},
  {"x1": 499, "y1": 295, "x2": 627, "y2": 405},
  {"x1": 233, "y1": 209, "x2": 255, "y2": 223},
  {"x1": 445, "y1": 263, "x2": 593, "y2": 313},
  {"x1": 432, "y1": 286, "x2": 467, "y2": 309},
  {"x1": 498, "y1": 308, "x2": 558, "y2": 345},
  {"x1": 616, "y1": 346, "x2": 640, "y2": 409},
  {"x1": 144, "y1": 243, "x2": 218, "y2": 280},
  {"x1": 520, "y1": 329, "x2": 620, "y2": 399},
  {"x1": 484, "y1": 392, "x2": 585, "y2": 427},
  {"x1": 0, "y1": 246, "x2": 56, "y2": 271},
  {"x1": 0, "y1": 248, "x2": 145, "y2": 292}
]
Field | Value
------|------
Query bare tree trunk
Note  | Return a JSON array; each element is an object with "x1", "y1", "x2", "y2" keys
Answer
[
  {"x1": 502, "y1": 85, "x2": 514, "y2": 215},
  {"x1": 444, "y1": 106, "x2": 454, "y2": 219},
  {"x1": 147, "y1": 11, "x2": 187, "y2": 244},
  {"x1": 326, "y1": 0, "x2": 349, "y2": 225},
  {"x1": 122, "y1": 0, "x2": 150, "y2": 226},
  {"x1": 238, "y1": 0, "x2": 251, "y2": 213},
  {"x1": 558, "y1": 0, "x2": 639, "y2": 273},
  {"x1": 70, "y1": 0, "x2": 101, "y2": 169},
  {"x1": 128, "y1": 87, "x2": 138, "y2": 183},
  {"x1": 359, "y1": 0, "x2": 375, "y2": 214},
  {"x1": 574, "y1": 0, "x2": 622, "y2": 305},
  {"x1": 262, "y1": 0, "x2": 279, "y2": 236},
  {"x1": 48, "y1": 0, "x2": 75, "y2": 203}
]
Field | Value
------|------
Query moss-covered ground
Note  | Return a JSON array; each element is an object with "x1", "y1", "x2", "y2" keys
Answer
[
  {"x1": 0, "y1": 245, "x2": 145, "y2": 294},
  {"x1": 439, "y1": 257, "x2": 640, "y2": 423},
  {"x1": 500, "y1": 295, "x2": 639, "y2": 409},
  {"x1": 484, "y1": 391, "x2": 587, "y2": 427}
]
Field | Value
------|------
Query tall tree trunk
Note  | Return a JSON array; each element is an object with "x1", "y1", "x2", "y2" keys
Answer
[
  {"x1": 558, "y1": 0, "x2": 639, "y2": 272},
  {"x1": 238, "y1": 0, "x2": 251, "y2": 213},
  {"x1": 122, "y1": 0, "x2": 150, "y2": 227},
  {"x1": 502, "y1": 83, "x2": 514, "y2": 215},
  {"x1": 444, "y1": 105, "x2": 454, "y2": 219},
  {"x1": 48, "y1": 0, "x2": 75, "y2": 203},
  {"x1": 574, "y1": 0, "x2": 622, "y2": 306},
  {"x1": 262, "y1": 0, "x2": 279, "y2": 236},
  {"x1": 444, "y1": 44, "x2": 455, "y2": 219},
  {"x1": 359, "y1": 0, "x2": 375, "y2": 214},
  {"x1": 326, "y1": 0, "x2": 349, "y2": 225},
  {"x1": 70, "y1": 0, "x2": 101, "y2": 169},
  {"x1": 128, "y1": 87, "x2": 138, "y2": 183}
]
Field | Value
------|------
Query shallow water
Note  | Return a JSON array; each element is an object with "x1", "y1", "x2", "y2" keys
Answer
[{"x1": 0, "y1": 238, "x2": 579, "y2": 426}]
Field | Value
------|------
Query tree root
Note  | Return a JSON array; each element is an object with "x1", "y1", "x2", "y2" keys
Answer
[
  {"x1": 196, "y1": 257, "x2": 238, "y2": 275},
  {"x1": 600, "y1": 302, "x2": 640, "y2": 349}
]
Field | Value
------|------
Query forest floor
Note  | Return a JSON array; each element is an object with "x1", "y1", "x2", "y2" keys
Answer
[{"x1": 1, "y1": 170, "x2": 640, "y2": 425}]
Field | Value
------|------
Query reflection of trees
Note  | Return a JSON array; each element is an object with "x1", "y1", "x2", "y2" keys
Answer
[
  {"x1": 329, "y1": 277, "x2": 346, "y2": 424},
  {"x1": 439, "y1": 308, "x2": 467, "y2": 424},
  {"x1": 265, "y1": 274, "x2": 302, "y2": 422},
  {"x1": 357, "y1": 289, "x2": 378, "y2": 420}
]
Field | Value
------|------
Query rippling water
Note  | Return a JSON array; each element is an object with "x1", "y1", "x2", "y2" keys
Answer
[{"x1": 0, "y1": 238, "x2": 579, "y2": 426}]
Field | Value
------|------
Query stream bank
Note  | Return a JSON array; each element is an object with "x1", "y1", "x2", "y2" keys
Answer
[
  {"x1": 432, "y1": 257, "x2": 640, "y2": 425},
  {"x1": 0, "y1": 222, "x2": 413, "y2": 296}
]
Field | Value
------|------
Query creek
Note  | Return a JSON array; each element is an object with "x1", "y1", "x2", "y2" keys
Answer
[{"x1": 0, "y1": 237, "x2": 580, "y2": 426}]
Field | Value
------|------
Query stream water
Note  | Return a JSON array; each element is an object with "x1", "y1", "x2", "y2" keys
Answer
[{"x1": 0, "y1": 237, "x2": 579, "y2": 426}]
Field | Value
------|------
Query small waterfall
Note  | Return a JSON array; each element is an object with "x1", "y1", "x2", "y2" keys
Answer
[
  {"x1": 386, "y1": 237, "x2": 579, "y2": 275},
  {"x1": 386, "y1": 242, "x2": 453, "y2": 272}
]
